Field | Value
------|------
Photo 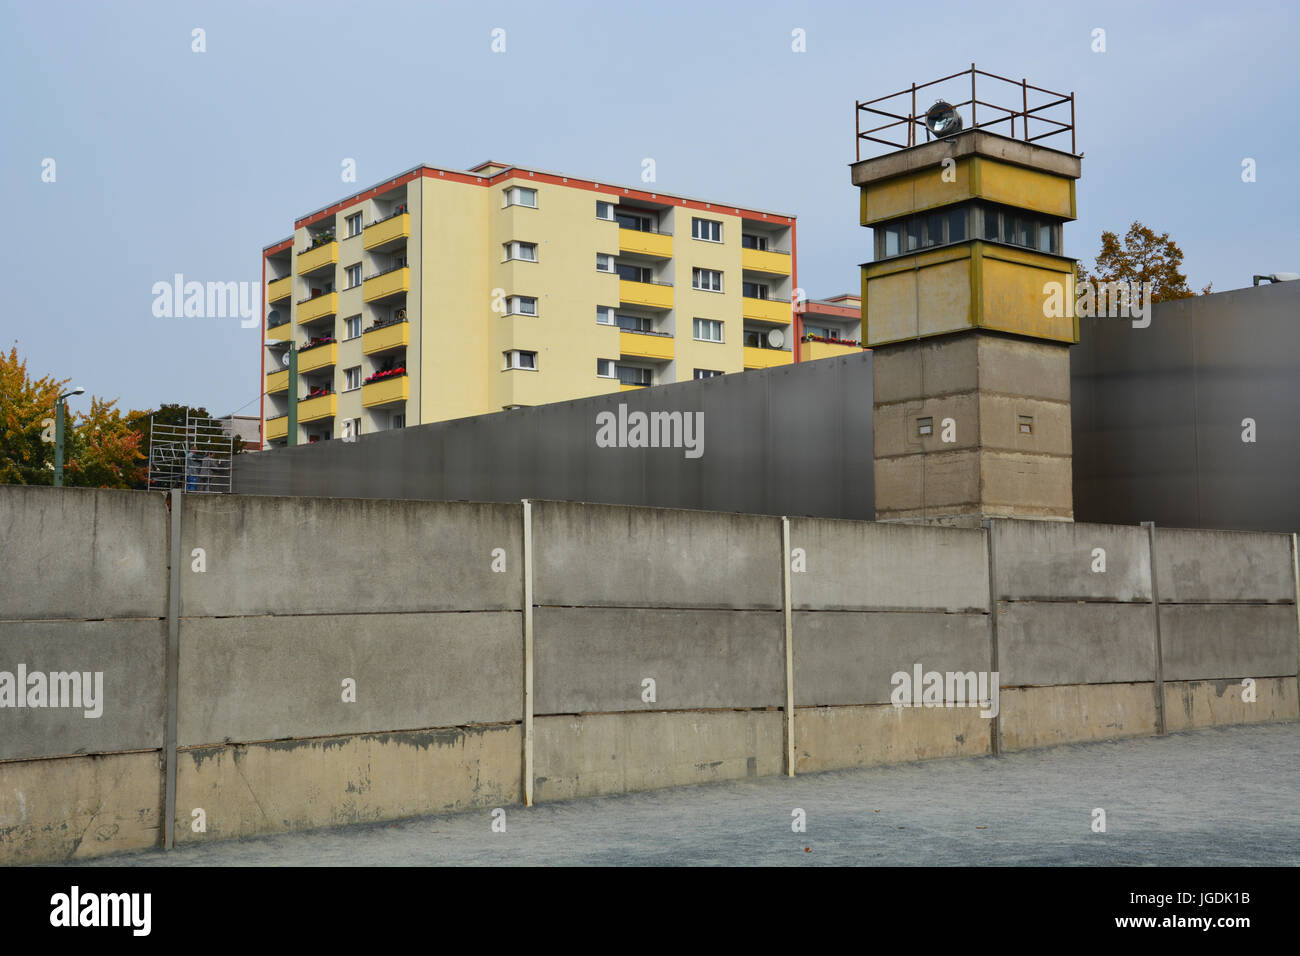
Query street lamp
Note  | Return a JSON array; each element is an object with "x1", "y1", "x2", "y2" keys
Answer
[
  {"x1": 265, "y1": 338, "x2": 297, "y2": 447},
  {"x1": 53, "y1": 386, "x2": 85, "y2": 487}
]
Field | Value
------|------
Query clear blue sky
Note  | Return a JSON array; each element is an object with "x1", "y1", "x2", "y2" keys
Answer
[{"x1": 2, "y1": 0, "x2": 1296, "y2": 418}]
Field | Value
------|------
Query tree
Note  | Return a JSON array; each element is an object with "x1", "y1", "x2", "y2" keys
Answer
[
  {"x1": 1080, "y1": 221, "x2": 1212, "y2": 301},
  {"x1": 0, "y1": 344, "x2": 68, "y2": 485},
  {"x1": 64, "y1": 397, "x2": 146, "y2": 489}
]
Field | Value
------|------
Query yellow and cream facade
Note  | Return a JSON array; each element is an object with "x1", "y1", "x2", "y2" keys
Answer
[{"x1": 261, "y1": 162, "x2": 797, "y2": 445}]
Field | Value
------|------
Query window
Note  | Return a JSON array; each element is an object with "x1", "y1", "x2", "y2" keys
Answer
[
  {"x1": 877, "y1": 207, "x2": 973, "y2": 258},
  {"x1": 342, "y1": 418, "x2": 361, "y2": 441},
  {"x1": 616, "y1": 365, "x2": 651, "y2": 386},
  {"x1": 1018, "y1": 414, "x2": 1034, "y2": 435},
  {"x1": 596, "y1": 200, "x2": 615, "y2": 221},
  {"x1": 742, "y1": 281, "x2": 768, "y2": 299},
  {"x1": 596, "y1": 305, "x2": 616, "y2": 326},
  {"x1": 616, "y1": 211, "x2": 652, "y2": 232},
  {"x1": 692, "y1": 218, "x2": 722, "y2": 242},
  {"x1": 742, "y1": 234, "x2": 768, "y2": 251},
  {"x1": 883, "y1": 223, "x2": 902, "y2": 257},
  {"x1": 346, "y1": 213, "x2": 362, "y2": 238},
  {"x1": 345, "y1": 264, "x2": 362, "y2": 288},
  {"x1": 345, "y1": 315, "x2": 362, "y2": 339},
  {"x1": 504, "y1": 350, "x2": 537, "y2": 370},
  {"x1": 917, "y1": 416, "x2": 934, "y2": 437},
  {"x1": 616, "y1": 264, "x2": 652, "y2": 283},
  {"x1": 978, "y1": 204, "x2": 1060, "y2": 253},
  {"x1": 344, "y1": 366, "x2": 362, "y2": 390},
  {"x1": 504, "y1": 186, "x2": 537, "y2": 208},
  {"x1": 391, "y1": 413, "x2": 405, "y2": 429},
  {"x1": 506, "y1": 295, "x2": 538, "y2": 316},
  {"x1": 948, "y1": 207, "x2": 966, "y2": 243},
  {"x1": 504, "y1": 241, "x2": 537, "y2": 262},
  {"x1": 804, "y1": 324, "x2": 839, "y2": 339},
  {"x1": 597, "y1": 359, "x2": 616, "y2": 378},
  {"x1": 693, "y1": 318, "x2": 723, "y2": 342},
  {"x1": 693, "y1": 268, "x2": 722, "y2": 292},
  {"x1": 694, "y1": 368, "x2": 723, "y2": 380},
  {"x1": 596, "y1": 253, "x2": 615, "y2": 273},
  {"x1": 906, "y1": 218, "x2": 921, "y2": 252},
  {"x1": 616, "y1": 313, "x2": 654, "y2": 333}
]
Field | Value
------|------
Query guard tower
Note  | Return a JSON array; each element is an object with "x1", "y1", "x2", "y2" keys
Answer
[{"x1": 853, "y1": 66, "x2": 1080, "y2": 526}]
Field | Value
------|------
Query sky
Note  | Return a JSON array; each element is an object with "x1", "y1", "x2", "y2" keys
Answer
[{"x1": 2, "y1": 0, "x2": 1297, "y2": 419}]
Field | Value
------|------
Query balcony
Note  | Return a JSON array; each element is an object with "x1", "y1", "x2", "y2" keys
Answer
[
  {"x1": 742, "y1": 296, "x2": 792, "y2": 325},
  {"x1": 619, "y1": 329, "x2": 674, "y2": 362},
  {"x1": 362, "y1": 372, "x2": 409, "y2": 408},
  {"x1": 618, "y1": 228, "x2": 673, "y2": 259},
  {"x1": 265, "y1": 416, "x2": 288, "y2": 441},
  {"x1": 743, "y1": 346, "x2": 793, "y2": 370},
  {"x1": 742, "y1": 246, "x2": 792, "y2": 276},
  {"x1": 265, "y1": 369, "x2": 288, "y2": 394},
  {"x1": 298, "y1": 341, "x2": 338, "y2": 374},
  {"x1": 619, "y1": 278, "x2": 673, "y2": 311},
  {"x1": 364, "y1": 265, "x2": 410, "y2": 303},
  {"x1": 618, "y1": 383, "x2": 648, "y2": 392},
  {"x1": 266, "y1": 318, "x2": 292, "y2": 342},
  {"x1": 297, "y1": 291, "x2": 338, "y2": 324},
  {"x1": 297, "y1": 240, "x2": 338, "y2": 276},
  {"x1": 362, "y1": 320, "x2": 409, "y2": 355},
  {"x1": 298, "y1": 392, "x2": 337, "y2": 423},
  {"x1": 801, "y1": 339, "x2": 863, "y2": 361},
  {"x1": 267, "y1": 275, "x2": 292, "y2": 303},
  {"x1": 364, "y1": 212, "x2": 410, "y2": 251}
]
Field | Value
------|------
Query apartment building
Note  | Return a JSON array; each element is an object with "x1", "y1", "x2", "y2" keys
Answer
[{"x1": 260, "y1": 161, "x2": 801, "y2": 445}]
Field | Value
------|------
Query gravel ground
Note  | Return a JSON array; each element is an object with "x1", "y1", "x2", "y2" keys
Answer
[{"x1": 69, "y1": 723, "x2": 1299, "y2": 867}]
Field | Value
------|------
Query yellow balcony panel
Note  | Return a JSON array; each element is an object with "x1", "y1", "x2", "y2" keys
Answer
[
  {"x1": 297, "y1": 292, "x2": 338, "y2": 324},
  {"x1": 742, "y1": 296, "x2": 792, "y2": 325},
  {"x1": 742, "y1": 247, "x2": 792, "y2": 276},
  {"x1": 267, "y1": 275, "x2": 292, "y2": 303},
  {"x1": 364, "y1": 212, "x2": 410, "y2": 251},
  {"x1": 297, "y1": 241, "x2": 338, "y2": 276},
  {"x1": 619, "y1": 383, "x2": 647, "y2": 393},
  {"x1": 297, "y1": 341, "x2": 338, "y2": 374},
  {"x1": 619, "y1": 279, "x2": 673, "y2": 311},
  {"x1": 265, "y1": 416, "x2": 288, "y2": 441},
  {"x1": 298, "y1": 393, "x2": 337, "y2": 423},
  {"x1": 618, "y1": 330, "x2": 674, "y2": 362},
  {"x1": 362, "y1": 374, "x2": 409, "y2": 408},
  {"x1": 265, "y1": 369, "x2": 288, "y2": 394},
  {"x1": 266, "y1": 321, "x2": 291, "y2": 342},
  {"x1": 362, "y1": 320, "x2": 410, "y2": 355},
  {"x1": 802, "y1": 340, "x2": 863, "y2": 361},
  {"x1": 618, "y1": 228, "x2": 673, "y2": 259},
  {"x1": 743, "y1": 347, "x2": 793, "y2": 370},
  {"x1": 364, "y1": 266, "x2": 410, "y2": 303}
]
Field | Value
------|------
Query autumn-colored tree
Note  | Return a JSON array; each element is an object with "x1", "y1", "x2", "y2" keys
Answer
[
  {"x1": 1080, "y1": 222, "x2": 1212, "y2": 302},
  {"x1": 0, "y1": 344, "x2": 68, "y2": 485},
  {"x1": 63, "y1": 397, "x2": 146, "y2": 489}
]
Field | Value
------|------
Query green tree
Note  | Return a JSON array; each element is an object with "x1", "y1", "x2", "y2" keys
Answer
[
  {"x1": 1081, "y1": 222, "x2": 1212, "y2": 301},
  {"x1": 0, "y1": 344, "x2": 68, "y2": 485}
]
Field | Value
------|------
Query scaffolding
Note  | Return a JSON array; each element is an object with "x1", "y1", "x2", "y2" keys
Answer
[{"x1": 146, "y1": 412, "x2": 233, "y2": 493}]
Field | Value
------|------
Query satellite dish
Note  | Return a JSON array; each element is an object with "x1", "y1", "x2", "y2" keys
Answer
[
  {"x1": 925, "y1": 100, "x2": 963, "y2": 136},
  {"x1": 268, "y1": 309, "x2": 281, "y2": 325},
  {"x1": 766, "y1": 328, "x2": 785, "y2": 349},
  {"x1": 281, "y1": 352, "x2": 291, "y2": 368}
]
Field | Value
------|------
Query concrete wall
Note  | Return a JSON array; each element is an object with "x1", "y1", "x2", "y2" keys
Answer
[{"x1": 3, "y1": 486, "x2": 1296, "y2": 864}]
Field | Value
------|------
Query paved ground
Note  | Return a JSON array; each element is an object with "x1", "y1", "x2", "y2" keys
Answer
[{"x1": 70, "y1": 723, "x2": 1299, "y2": 866}]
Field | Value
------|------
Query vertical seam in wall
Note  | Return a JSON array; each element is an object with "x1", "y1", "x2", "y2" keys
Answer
[
  {"x1": 982, "y1": 517, "x2": 1002, "y2": 755},
  {"x1": 522, "y1": 499, "x2": 534, "y2": 806},
  {"x1": 163, "y1": 491, "x2": 183, "y2": 849},
  {"x1": 1144, "y1": 521, "x2": 1167, "y2": 735},
  {"x1": 1292, "y1": 533, "x2": 1300, "y2": 704},
  {"x1": 781, "y1": 516, "x2": 795, "y2": 776}
]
